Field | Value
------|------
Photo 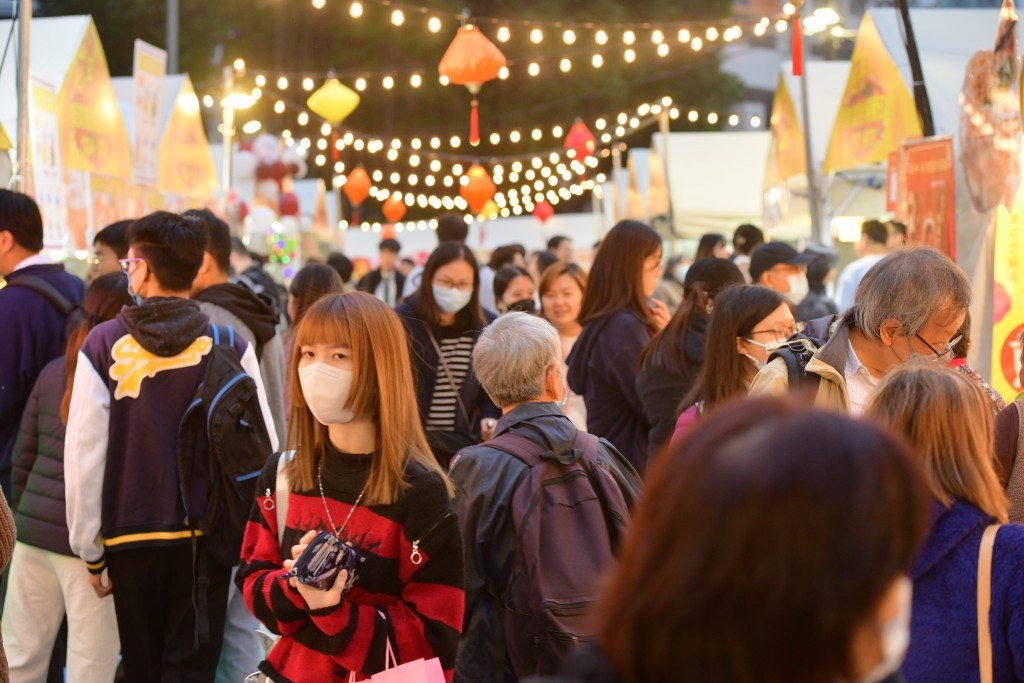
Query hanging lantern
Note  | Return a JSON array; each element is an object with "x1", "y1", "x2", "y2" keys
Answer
[
  {"x1": 306, "y1": 76, "x2": 361, "y2": 125},
  {"x1": 343, "y1": 166, "x2": 371, "y2": 224},
  {"x1": 533, "y1": 199, "x2": 554, "y2": 224},
  {"x1": 382, "y1": 194, "x2": 407, "y2": 223},
  {"x1": 460, "y1": 163, "x2": 496, "y2": 214},
  {"x1": 439, "y1": 24, "x2": 507, "y2": 146},
  {"x1": 564, "y1": 119, "x2": 597, "y2": 161}
]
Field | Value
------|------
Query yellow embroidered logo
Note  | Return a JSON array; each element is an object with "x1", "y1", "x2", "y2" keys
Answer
[{"x1": 109, "y1": 334, "x2": 213, "y2": 400}]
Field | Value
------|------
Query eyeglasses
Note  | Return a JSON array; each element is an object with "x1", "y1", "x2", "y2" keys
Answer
[
  {"x1": 915, "y1": 333, "x2": 963, "y2": 362},
  {"x1": 434, "y1": 278, "x2": 473, "y2": 291},
  {"x1": 117, "y1": 258, "x2": 145, "y2": 274},
  {"x1": 750, "y1": 321, "x2": 805, "y2": 342}
]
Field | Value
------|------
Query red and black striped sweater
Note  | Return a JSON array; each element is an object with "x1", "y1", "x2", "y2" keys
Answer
[{"x1": 236, "y1": 447, "x2": 464, "y2": 682}]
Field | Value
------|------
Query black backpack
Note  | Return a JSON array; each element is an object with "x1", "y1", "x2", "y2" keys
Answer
[
  {"x1": 177, "y1": 325, "x2": 275, "y2": 643},
  {"x1": 767, "y1": 314, "x2": 839, "y2": 393},
  {"x1": 7, "y1": 275, "x2": 78, "y2": 342}
]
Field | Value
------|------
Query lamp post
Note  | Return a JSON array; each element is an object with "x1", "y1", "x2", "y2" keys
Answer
[
  {"x1": 14, "y1": 0, "x2": 31, "y2": 192},
  {"x1": 219, "y1": 65, "x2": 255, "y2": 191}
]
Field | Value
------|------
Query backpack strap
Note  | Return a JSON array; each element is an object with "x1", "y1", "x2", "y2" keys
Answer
[
  {"x1": 7, "y1": 275, "x2": 73, "y2": 316},
  {"x1": 276, "y1": 451, "x2": 296, "y2": 553},
  {"x1": 769, "y1": 344, "x2": 823, "y2": 396},
  {"x1": 485, "y1": 432, "x2": 546, "y2": 467},
  {"x1": 211, "y1": 324, "x2": 235, "y2": 350}
]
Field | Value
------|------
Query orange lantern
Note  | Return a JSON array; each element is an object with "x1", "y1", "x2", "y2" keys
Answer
[
  {"x1": 564, "y1": 119, "x2": 597, "y2": 161},
  {"x1": 460, "y1": 164, "x2": 496, "y2": 214},
  {"x1": 439, "y1": 25, "x2": 507, "y2": 146},
  {"x1": 533, "y1": 199, "x2": 554, "y2": 224},
  {"x1": 382, "y1": 194, "x2": 407, "y2": 224},
  {"x1": 343, "y1": 166, "x2": 371, "y2": 224}
]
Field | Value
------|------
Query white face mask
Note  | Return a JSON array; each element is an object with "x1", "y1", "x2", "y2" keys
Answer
[
  {"x1": 554, "y1": 371, "x2": 569, "y2": 410},
  {"x1": 674, "y1": 264, "x2": 689, "y2": 282},
  {"x1": 298, "y1": 362, "x2": 357, "y2": 426},
  {"x1": 854, "y1": 577, "x2": 913, "y2": 683},
  {"x1": 743, "y1": 353, "x2": 767, "y2": 371},
  {"x1": 432, "y1": 284, "x2": 473, "y2": 314},
  {"x1": 787, "y1": 273, "x2": 809, "y2": 303}
]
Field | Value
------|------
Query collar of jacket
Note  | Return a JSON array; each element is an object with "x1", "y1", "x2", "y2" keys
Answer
[{"x1": 910, "y1": 499, "x2": 993, "y2": 580}]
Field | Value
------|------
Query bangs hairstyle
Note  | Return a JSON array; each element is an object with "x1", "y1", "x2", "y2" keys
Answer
[
  {"x1": 579, "y1": 220, "x2": 662, "y2": 331},
  {"x1": 599, "y1": 398, "x2": 930, "y2": 683},
  {"x1": 867, "y1": 362, "x2": 1008, "y2": 522},
  {"x1": 416, "y1": 242, "x2": 485, "y2": 332},
  {"x1": 287, "y1": 292, "x2": 451, "y2": 504},
  {"x1": 539, "y1": 262, "x2": 588, "y2": 313}
]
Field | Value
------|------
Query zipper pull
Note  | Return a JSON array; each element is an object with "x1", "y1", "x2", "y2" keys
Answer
[
  {"x1": 410, "y1": 541, "x2": 423, "y2": 565},
  {"x1": 262, "y1": 488, "x2": 275, "y2": 511}
]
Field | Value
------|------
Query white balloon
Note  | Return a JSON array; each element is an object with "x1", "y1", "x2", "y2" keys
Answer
[
  {"x1": 293, "y1": 158, "x2": 308, "y2": 179},
  {"x1": 279, "y1": 215, "x2": 300, "y2": 235},
  {"x1": 255, "y1": 179, "x2": 280, "y2": 206},
  {"x1": 234, "y1": 150, "x2": 258, "y2": 181},
  {"x1": 253, "y1": 134, "x2": 281, "y2": 164},
  {"x1": 280, "y1": 146, "x2": 308, "y2": 179},
  {"x1": 247, "y1": 205, "x2": 278, "y2": 238}
]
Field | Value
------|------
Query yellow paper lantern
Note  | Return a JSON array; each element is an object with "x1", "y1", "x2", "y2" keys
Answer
[{"x1": 306, "y1": 77, "x2": 360, "y2": 125}]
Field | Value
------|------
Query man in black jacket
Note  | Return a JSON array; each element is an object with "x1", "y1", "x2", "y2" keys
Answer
[
  {"x1": 357, "y1": 237, "x2": 404, "y2": 306},
  {"x1": 449, "y1": 313, "x2": 641, "y2": 682}
]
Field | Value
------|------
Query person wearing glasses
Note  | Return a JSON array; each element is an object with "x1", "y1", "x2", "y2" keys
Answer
[
  {"x1": 394, "y1": 242, "x2": 501, "y2": 468},
  {"x1": 750, "y1": 246, "x2": 972, "y2": 416},
  {"x1": 87, "y1": 220, "x2": 132, "y2": 282}
]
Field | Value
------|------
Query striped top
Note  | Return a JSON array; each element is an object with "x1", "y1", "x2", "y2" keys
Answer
[{"x1": 426, "y1": 335, "x2": 475, "y2": 432}]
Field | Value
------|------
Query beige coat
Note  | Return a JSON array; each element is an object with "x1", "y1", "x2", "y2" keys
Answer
[{"x1": 748, "y1": 317, "x2": 852, "y2": 413}]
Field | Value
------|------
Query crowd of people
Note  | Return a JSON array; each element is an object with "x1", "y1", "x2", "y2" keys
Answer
[{"x1": 1, "y1": 184, "x2": 1022, "y2": 683}]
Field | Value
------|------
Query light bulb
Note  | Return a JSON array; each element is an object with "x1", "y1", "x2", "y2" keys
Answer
[
  {"x1": 651, "y1": 29, "x2": 664, "y2": 43},
  {"x1": 498, "y1": 66, "x2": 510, "y2": 80},
  {"x1": 592, "y1": 54, "x2": 604, "y2": 68},
  {"x1": 528, "y1": 62, "x2": 540, "y2": 77},
  {"x1": 233, "y1": 58, "x2": 246, "y2": 72},
  {"x1": 277, "y1": 76, "x2": 288, "y2": 89},
  {"x1": 657, "y1": 43, "x2": 669, "y2": 57},
  {"x1": 450, "y1": 136, "x2": 461, "y2": 148},
  {"x1": 391, "y1": 9, "x2": 404, "y2": 26},
  {"x1": 595, "y1": 29, "x2": 608, "y2": 45},
  {"x1": 625, "y1": 48, "x2": 636, "y2": 63},
  {"x1": 355, "y1": 77, "x2": 367, "y2": 91},
  {"x1": 532, "y1": 128, "x2": 542, "y2": 140},
  {"x1": 274, "y1": 100, "x2": 285, "y2": 114},
  {"x1": 255, "y1": 74, "x2": 266, "y2": 87},
  {"x1": 312, "y1": 0, "x2": 325, "y2": 8},
  {"x1": 530, "y1": 28, "x2": 544, "y2": 44},
  {"x1": 298, "y1": 112, "x2": 309, "y2": 126},
  {"x1": 563, "y1": 29, "x2": 576, "y2": 45},
  {"x1": 623, "y1": 30, "x2": 636, "y2": 45},
  {"x1": 560, "y1": 58, "x2": 572, "y2": 72},
  {"x1": 728, "y1": 114, "x2": 739, "y2": 126},
  {"x1": 708, "y1": 112, "x2": 719, "y2": 124},
  {"x1": 706, "y1": 27, "x2": 719, "y2": 41},
  {"x1": 410, "y1": 74, "x2": 422, "y2": 88},
  {"x1": 321, "y1": 122, "x2": 331, "y2": 136},
  {"x1": 688, "y1": 110, "x2": 698, "y2": 122},
  {"x1": 678, "y1": 28, "x2": 691, "y2": 43},
  {"x1": 428, "y1": 16, "x2": 442, "y2": 33},
  {"x1": 490, "y1": 132, "x2": 501, "y2": 145},
  {"x1": 350, "y1": 1, "x2": 363, "y2": 17},
  {"x1": 510, "y1": 130, "x2": 521, "y2": 143},
  {"x1": 382, "y1": 76, "x2": 394, "y2": 89},
  {"x1": 497, "y1": 26, "x2": 511, "y2": 42},
  {"x1": 692, "y1": 37, "x2": 704, "y2": 51},
  {"x1": 302, "y1": 77, "x2": 314, "y2": 91}
]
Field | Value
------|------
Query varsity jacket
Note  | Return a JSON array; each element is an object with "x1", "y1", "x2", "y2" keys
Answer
[{"x1": 64, "y1": 297, "x2": 278, "y2": 574}]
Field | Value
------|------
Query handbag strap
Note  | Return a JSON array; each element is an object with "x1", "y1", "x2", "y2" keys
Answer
[
  {"x1": 276, "y1": 451, "x2": 296, "y2": 552},
  {"x1": 978, "y1": 523, "x2": 1000, "y2": 683},
  {"x1": 427, "y1": 329, "x2": 472, "y2": 429}
]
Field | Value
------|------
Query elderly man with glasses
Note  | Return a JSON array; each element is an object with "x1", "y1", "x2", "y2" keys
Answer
[{"x1": 749, "y1": 246, "x2": 972, "y2": 416}]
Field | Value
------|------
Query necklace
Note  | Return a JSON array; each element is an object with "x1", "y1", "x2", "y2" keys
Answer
[{"x1": 317, "y1": 458, "x2": 369, "y2": 539}]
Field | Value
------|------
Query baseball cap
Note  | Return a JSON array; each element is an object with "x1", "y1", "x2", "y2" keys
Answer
[
  {"x1": 749, "y1": 242, "x2": 816, "y2": 283},
  {"x1": 683, "y1": 257, "x2": 745, "y2": 295}
]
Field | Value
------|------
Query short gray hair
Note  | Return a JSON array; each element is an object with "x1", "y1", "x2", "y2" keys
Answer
[
  {"x1": 474, "y1": 312, "x2": 562, "y2": 408},
  {"x1": 852, "y1": 247, "x2": 971, "y2": 341}
]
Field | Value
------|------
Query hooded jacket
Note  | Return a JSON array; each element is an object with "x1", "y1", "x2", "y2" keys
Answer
[
  {"x1": 196, "y1": 282, "x2": 285, "y2": 445},
  {"x1": 567, "y1": 309, "x2": 653, "y2": 472},
  {"x1": 902, "y1": 500, "x2": 1024, "y2": 683},
  {"x1": 0, "y1": 263, "x2": 85, "y2": 498},
  {"x1": 64, "y1": 297, "x2": 277, "y2": 573},
  {"x1": 448, "y1": 403, "x2": 641, "y2": 683},
  {"x1": 635, "y1": 313, "x2": 708, "y2": 456}
]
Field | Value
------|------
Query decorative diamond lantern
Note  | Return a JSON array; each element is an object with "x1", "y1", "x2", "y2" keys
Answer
[{"x1": 439, "y1": 25, "x2": 507, "y2": 146}]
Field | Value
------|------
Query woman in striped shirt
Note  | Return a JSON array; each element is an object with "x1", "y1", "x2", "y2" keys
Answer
[{"x1": 394, "y1": 242, "x2": 501, "y2": 468}]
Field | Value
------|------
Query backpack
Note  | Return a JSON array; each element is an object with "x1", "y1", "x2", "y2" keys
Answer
[
  {"x1": 484, "y1": 429, "x2": 630, "y2": 678},
  {"x1": 177, "y1": 325, "x2": 275, "y2": 643},
  {"x1": 6, "y1": 275, "x2": 78, "y2": 343},
  {"x1": 767, "y1": 314, "x2": 839, "y2": 393}
]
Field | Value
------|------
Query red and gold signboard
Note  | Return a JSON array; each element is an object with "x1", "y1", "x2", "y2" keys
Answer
[{"x1": 896, "y1": 137, "x2": 956, "y2": 260}]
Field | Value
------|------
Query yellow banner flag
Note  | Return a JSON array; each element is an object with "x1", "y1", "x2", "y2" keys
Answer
[
  {"x1": 158, "y1": 78, "x2": 217, "y2": 199},
  {"x1": 992, "y1": 186, "x2": 1024, "y2": 402},
  {"x1": 0, "y1": 122, "x2": 11, "y2": 151},
  {"x1": 823, "y1": 14, "x2": 922, "y2": 173},
  {"x1": 770, "y1": 73, "x2": 806, "y2": 180}
]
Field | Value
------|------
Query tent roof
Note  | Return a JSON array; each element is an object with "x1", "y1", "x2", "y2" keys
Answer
[
  {"x1": 0, "y1": 16, "x2": 93, "y2": 147},
  {"x1": 778, "y1": 61, "x2": 851, "y2": 170},
  {"x1": 111, "y1": 74, "x2": 189, "y2": 147}
]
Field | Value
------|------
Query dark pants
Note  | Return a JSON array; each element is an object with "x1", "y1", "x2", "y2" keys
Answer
[{"x1": 106, "y1": 544, "x2": 231, "y2": 683}]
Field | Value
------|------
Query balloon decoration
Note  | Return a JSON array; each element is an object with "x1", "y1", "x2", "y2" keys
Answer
[
  {"x1": 382, "y1": 194, "x2": 407, "y2": 224},
  {"x1": 279, "y1": 191, "x2": 299, "y2": 217},
  {"x1": 438, "y1": 25, "x2": 507, "y2": 146},
  {"x1": 533, "y1": 199, "x2": 554, "y2": 224},
  {"x1": 343, "y1": 166, "x2": 372, "y2": 225},
  {"x1": 564, "y1": 119, "x2": 597, "y2": 162},
  {"x1": 460, "y1": 163, "x2": 496, "y2": 214}
]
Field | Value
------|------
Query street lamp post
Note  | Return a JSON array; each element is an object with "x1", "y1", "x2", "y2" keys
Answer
[
  {"x1": 220, "y1": 65, "x2": 255, "y2": 191},
  {"x1": 14, "y1": 0, "x2": 31, "y2": 192}
]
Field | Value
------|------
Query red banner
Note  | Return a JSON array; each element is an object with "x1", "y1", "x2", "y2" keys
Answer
[{"x1": 895, "y1": 137, "x2": 957, "y2": 260}]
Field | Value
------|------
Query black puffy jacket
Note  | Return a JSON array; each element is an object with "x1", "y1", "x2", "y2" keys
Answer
[{"x1": 12, "y1": 357, "x2": 74, "y2": 555}]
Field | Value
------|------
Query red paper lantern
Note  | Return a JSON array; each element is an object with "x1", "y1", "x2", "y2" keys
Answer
[
  {"x1": 279, "y1": 192, "x2": 299, "y2": 217},
  {"x1": 439, "y1": 25, "x2": 507, "y2": 146},
  {"x1": 564, "y1": 119, "x2": 597, "y2": 161},
  {"x1": 344, "y1": 166, "x2": 372, "y2": 225},
  {"x1": 382, "y1": 195, "x2": 407, "y2": 224},
  {"x1": 533, "y1": 200, "x2": 554, "y2": 224},
  {"x1": 460, "y1": 164, "x2": 496, "y2": 215}
]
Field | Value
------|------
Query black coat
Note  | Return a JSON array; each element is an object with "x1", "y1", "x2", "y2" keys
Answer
[
  {"x1": 796, "y1": 288, "x2": 839, "y2": 323},
  {"x1": 356, "y1": 268, "x2": 406, "y2": 302},
  {"x1": 11, "y1": 358, "x2": 74, "y2": 555}
]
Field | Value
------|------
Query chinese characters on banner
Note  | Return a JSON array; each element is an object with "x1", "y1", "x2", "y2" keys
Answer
[
  {"x1": 132, "y1": 40, "x2": 167, "y2": 187},
  {"x1": 889, "y1": 137, "x2": 957, "y2": 260},
  {"x1": 28, "y1": 77, "x2": 68, "y2": 251},
  {"x1": 992, "y1": 188, "x2": 1024, "y2": 402}
]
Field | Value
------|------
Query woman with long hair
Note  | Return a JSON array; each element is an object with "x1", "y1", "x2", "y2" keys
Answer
[
  {"x1": 2, "y1": 272, "x2": 131, "y2": 681},
  {"x1": 694, "y1": 232, "x2": 729, "y2": 261},
  {"x1": 237, "y1": 292, "x2": 463, "y2": 681},
  {"x1": 552, "y1": 398, "x2": 931, "y2": 683},
  {"x1": 566, "y1": 220, "x2": 671, "y2": 471},
  {"x1": 493, "y1": 265, "x2": 535, "y2": 314},
  {"x1": 283, "y1": 263, "x2": 345, "y2": 411},
  {"x1": 671, "y1": 285, "x2": 792, "y2": 439},
  {"x1": 540, "y1": 262, "x2": 589, "y2": 430},
  {"x1": 637, "y1": 258, "x2": 744, "y2": 454},
  {"x1": 868, "y1": 364, "x2": 1024, "y2": 683},
  {"x1": 394, "y1": 242, "x2": 501, "y2": 467}
]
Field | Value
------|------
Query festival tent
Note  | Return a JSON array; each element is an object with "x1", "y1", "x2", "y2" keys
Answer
[
  {"x1": 0, "y1": 16, "x2": 134, "y2": 251},
  {"x1": 822, "y1": 7, "x2": 1012, "y2": 389}
]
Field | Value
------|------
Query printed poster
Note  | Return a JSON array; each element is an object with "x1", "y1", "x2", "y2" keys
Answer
[
  {"x1": 28, "y1": 77, "x2": 69, "y2": 251},
  {"x1": 822, "y1": 13, "x2": 922, "y2": 173},
  {"x1": 992, "y1": 185, "x2": 1024, "y2": 402},
  {"x1": 899, "y1": 137, "x2": 956, "y2": 260},
  {"x1": 133, "y1": 40, "x2": 167, "y2": 187}
]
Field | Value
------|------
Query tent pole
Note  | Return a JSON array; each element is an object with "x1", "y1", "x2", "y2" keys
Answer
[
  {"x1": 14, "y1": 0, "x2": 31, "y2": 193},
  {"x1": 221, "y1": 66, "x2": 234, "y2": 191},
  {"x1": 658, "y1": 109, "x2": 678, "y2": 237},
  {"x1": 894, "y1": 0, "x2": 935, "y2": 137},
  {"x1": 166, "y1": 0, "x2": 179, "y2": 73},
  {"x1": 797, "y1": 15, "x2": 827, "y2": 246}
]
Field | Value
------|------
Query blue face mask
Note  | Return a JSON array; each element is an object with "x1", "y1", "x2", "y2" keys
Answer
[{"x1": 555, "y1": 371, "x2": 569, "y2": 410}]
